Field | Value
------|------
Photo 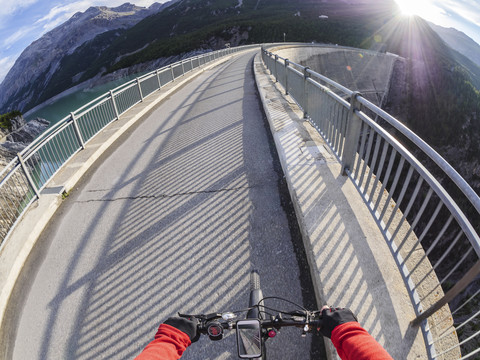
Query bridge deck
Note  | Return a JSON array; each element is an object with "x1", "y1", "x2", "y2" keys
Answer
[{"x1": 3, "y1": 48, "x2": 431, "y2": 359}]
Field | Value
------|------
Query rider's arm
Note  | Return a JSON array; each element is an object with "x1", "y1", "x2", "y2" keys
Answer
[
  {"x1": 331, "y1": 321, "x2": 393, "y2": 360},
  {"x1": 321, "y1": 307, "x2": 393, "y2": 360},
  {"x1": 134, "y1": 318, "x2": 198, "y2": 360}
]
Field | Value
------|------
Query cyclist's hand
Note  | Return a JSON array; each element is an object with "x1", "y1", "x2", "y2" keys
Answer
[
  {"x1": 320, "y1": 306, "x2": 358, "y2": 338},
  {"x1": 164, "y1": 317, "x2": 200, "y2": 343}
]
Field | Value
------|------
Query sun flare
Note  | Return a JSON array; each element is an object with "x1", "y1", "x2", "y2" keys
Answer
[{"x1": 395, "y1": 0, "x2": 419, "y2": 16}]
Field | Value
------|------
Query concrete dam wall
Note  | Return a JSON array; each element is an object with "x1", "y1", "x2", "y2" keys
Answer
[{"x1": 274, "y1": 46, "x2": 400, "y2": 106}]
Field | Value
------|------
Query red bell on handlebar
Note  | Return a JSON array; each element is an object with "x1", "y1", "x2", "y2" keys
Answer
[
  {"x1": 207, "y1": 322, "x2": 224, "y2": 341},
  {"x1": 267, "y1": 329, "x2": 276, "y2": 338}
]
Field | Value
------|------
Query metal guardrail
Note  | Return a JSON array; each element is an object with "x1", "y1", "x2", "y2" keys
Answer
[
  {"x1": 262, "y1": 46, "x2": 480, "y2": 359},
  {"x1": 0, "y1": 45, "x2": 257, "y2": 248}
]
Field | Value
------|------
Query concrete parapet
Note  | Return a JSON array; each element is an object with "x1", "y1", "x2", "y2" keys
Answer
[{"x1": 254, "y1": 52, "x2": 431, "y2": 359}]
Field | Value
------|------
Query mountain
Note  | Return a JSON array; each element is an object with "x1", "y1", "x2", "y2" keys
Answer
[
  {"x1": 0, "y1": 0, "x2": 398, "y2": 113},
  {"x1": 429, "y1": 22, "x2": 480, "y2": 68},
  {"x1": 380, "y1": 16, "x2": 480, "y2": 190},
  {"x1": 105, "y1": 0, "x2": 398, "y2": 72},
  {"x1": 0, "y1": 2, "x2": 174, "y2": 113}
]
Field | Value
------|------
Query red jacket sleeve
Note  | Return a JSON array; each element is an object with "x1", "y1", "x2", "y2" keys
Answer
[
  {"x1": 134, "y1": 324, "x2": 191, "y2": 360},
  {"x1": 331, "y1": 322, "x2": 393, "y2": 360}
]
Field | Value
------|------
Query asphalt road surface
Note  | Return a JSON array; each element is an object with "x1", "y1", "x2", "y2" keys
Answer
[{"x1": 12, "y1": 51, "x2": 324, "y2": 359}]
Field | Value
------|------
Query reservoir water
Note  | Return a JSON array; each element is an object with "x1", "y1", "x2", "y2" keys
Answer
[{"x1": 24, "y1": 72, "x2": 147, "y2": 128}]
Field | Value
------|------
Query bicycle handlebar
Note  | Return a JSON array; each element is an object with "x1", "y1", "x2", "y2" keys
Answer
[{"x1": 179, "y1": 310, "x2": 323, "y2": 335}]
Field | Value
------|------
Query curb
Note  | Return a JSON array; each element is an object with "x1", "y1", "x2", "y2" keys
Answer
[
  {"x1": 252, "y1": 52, "x2": 340, "y2": 360},
  {"x1": 252, "y1": 52, "x2": 428, "y2": 359}
]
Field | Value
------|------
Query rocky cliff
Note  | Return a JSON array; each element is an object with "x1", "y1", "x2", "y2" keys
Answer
[
  {"x1": 0, "y1": 2, "x2": 168, "y2": 113},
  {"x1": 0, "y1": 116, "x2": 49, "y2": 167}
]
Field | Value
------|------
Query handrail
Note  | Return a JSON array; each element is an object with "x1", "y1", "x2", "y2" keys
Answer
[
  {"x1": 357, "y1": 96, "x2": 480, "y2": 218},
  {"x1": 0, "y1": 44, "x2": 258, "y2": 246},
  {"x1": 261, "y1": 45, "x2": 479, "y2": 359}
]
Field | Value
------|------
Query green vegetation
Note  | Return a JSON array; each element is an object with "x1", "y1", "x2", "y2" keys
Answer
[
  {"x1": 106, "y1": 0, "x2": 391, "y2": 73},
  {"x1": 10, "y1": 0, "x2": 398, "y2": 112},
  {"x1": 0, "y1": 110, "x2": 22, "y2": 130}
]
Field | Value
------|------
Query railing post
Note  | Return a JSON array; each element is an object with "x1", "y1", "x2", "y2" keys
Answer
[
  {"x1": 274, "y1": 55, "x2": 279, "y2": 82},
  {"x1": 181, "y1": 60, "x2": 185, "y2": 76},
  {"x1": 269, "y1": 53, "x2": 273, "y2": 75},
  {"x1": 341, "y1": 92, "x2": 363, "y2": 176},
  {"x1": 156, "y1": 69, "x2": 162, "y2": 89},
  {"x1": 17, "y1": 153, "x2": 40, "y2": 198},
  {"x1": 284, "y1": 59, "x2": 289, "y2": 95},
  {"x1": 110, "y1": 90, "x2": 120, "y2": 121},
  {"x1": 170, "y1": 64, "x2": 175, "y2": 81},
  {"x1": 303, "y1": 67, "x2": 310, "y2": 119},
  {"x1": 190, "y1": 58, "x2": 194, "y2": 72},
  {"x1": 136, "y1": 78, "x2": 144, "y2": 102},
  {"x1": 71, "y1": 112, "x2": 85, "y2": 150}
]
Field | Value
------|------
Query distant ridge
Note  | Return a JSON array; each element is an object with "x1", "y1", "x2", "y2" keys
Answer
[{"x1": 429, "y1": 21, "x2": 480, "y2": 68}]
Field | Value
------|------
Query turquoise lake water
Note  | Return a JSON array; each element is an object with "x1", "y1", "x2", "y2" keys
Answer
[{"x1": 24, "y1": 72, "x2": 146, "y2": 127}]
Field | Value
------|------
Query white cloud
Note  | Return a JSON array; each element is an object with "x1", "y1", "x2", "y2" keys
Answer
[
  {"x1": 0, "y1": 0, "x2": 39, "y2": 17},
  {"x1": 436, "y1": 0, "x2": 480, "y2": 25},
  {"x1": 35, "y1": 1, "x2": 91, "y2": 30},
  {"x1": 3, "y1": 26, "x2": 33, "y2": 49},
  {"x1": 0, "y1": 56, "x2": 17, "y2": 84},
  {"x1": 34, "y1": 0, "x2": 163, "y2": 34}
]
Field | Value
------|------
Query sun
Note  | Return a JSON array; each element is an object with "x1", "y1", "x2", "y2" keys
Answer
[
  {"x1": 394, "y1": 0, "x2": 449, "y2": 26},
  {"x1": 394, "y1": 0, "x2": 421, "y2": 16}
]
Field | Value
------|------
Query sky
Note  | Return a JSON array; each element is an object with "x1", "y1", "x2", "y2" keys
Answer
[
  {"x1": 393, "y1": 0, "x2": 480, "y2": 44},
  {"x1": 0, "y1": 0, "x2": 480, "y2": 84}
]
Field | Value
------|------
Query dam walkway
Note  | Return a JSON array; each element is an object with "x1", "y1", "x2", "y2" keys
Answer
[{"x1": 7, "y1": 50, "x2": 321, "y2": 360}]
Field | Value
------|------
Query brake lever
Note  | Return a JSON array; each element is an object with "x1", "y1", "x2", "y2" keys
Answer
[
  {"x1": 178, "y1": 312, "x2": 223, "y2": 321},
  {"x1": 178, "y1": 313, "x2": 200, "y2": 320},
  {"x1": 286, "y1": 309, "x2": 308, "y2": 317}
]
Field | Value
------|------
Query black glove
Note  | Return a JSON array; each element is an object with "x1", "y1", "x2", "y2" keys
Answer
[
  {"x1": 164, "y1": 317, "x2": 200, "y2": 343},
  {"x1": 320, "y1": 307, "x2": 358, "y2": 338}
]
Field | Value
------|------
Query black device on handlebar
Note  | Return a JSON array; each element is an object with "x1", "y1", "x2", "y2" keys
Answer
[
  {"x1": 237, "y1": 319, "x2": 262, "y2": 358},
  {"x1": 179, "y1": 270, "x2": 322, "y2": 359}
]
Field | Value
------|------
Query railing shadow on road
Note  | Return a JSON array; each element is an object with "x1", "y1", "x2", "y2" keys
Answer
[
  {"x1": 0, "y1": 46, "x2": 258, "y2": 248},
  {"x1": 31, "y1": 51, "x2": 313, "y2": 360},
  {"x1": 37, "y1": 60, "x2": 253, "y2": 360}
]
